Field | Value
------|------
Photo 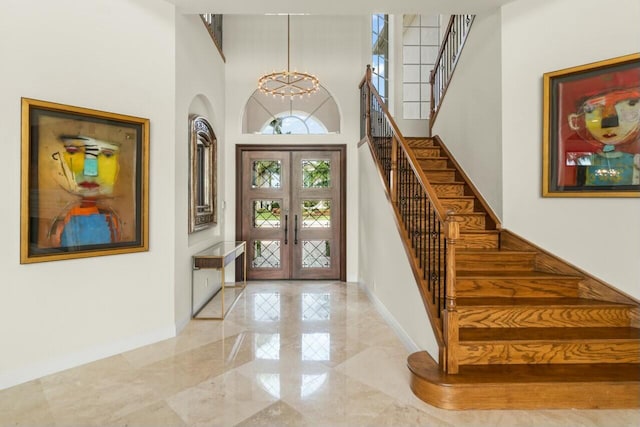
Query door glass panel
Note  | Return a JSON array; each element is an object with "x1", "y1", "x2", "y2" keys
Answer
[
  {"x1": 302, "y1": 240, "x2": 330, "y2": 268},
  {"x1": 302, "y1": 160, "x2": 330, "y2": 188},
  {"x1": 253, "y1": 200, "x2": 281, "y2": 228},
  {"x1": 302, "y1": 200, "x2": 331, "y2": 228},
  {"x1": 252, "y1": 240, "x2": 281, "y2": 268},
  {"x1": 252, "y1": 160, "x2": 281, "y2": 188}
]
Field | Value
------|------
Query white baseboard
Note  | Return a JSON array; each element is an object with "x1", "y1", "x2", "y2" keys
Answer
[
  {"x1": 357, "y1": 282, "x2": 420, "y2": 353},
  {"x1": 175, "y1": 314, "x2": 191, "y2": 334},
  {"x1": 0, "y1": 325, "x2": 176, "y2": 391}
]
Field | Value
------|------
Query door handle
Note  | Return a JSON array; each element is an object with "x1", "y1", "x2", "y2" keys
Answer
[
  {"x1": 284, "y1": 214, "x2": 288, "y2": 245},
  {"x1": 294, "y1": 215, "x2": 299, "y2": 245}
]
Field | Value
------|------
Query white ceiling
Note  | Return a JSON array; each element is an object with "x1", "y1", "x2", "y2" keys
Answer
[{"x1": 165, "y1": 0, "x2": 519, "y2": 15}]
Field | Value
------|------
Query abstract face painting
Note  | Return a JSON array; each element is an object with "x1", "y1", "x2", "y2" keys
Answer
[
  {"x1": 49, "y1": 136, "x2": 123, "y2": 247},
  {"x1": 21, "y1": 98, "x2": 149, "y2": 263},
  {"x1": 542, "y1": 53, "x2": 640, "y2": 196},
  {"x1": 57, "y1": 136, "x2": 121, "y2": 197}
]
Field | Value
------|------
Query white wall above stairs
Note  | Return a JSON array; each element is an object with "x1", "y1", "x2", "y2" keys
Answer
[{"x1": 432, "y1": 0, "x2": 640, "y2": 300}]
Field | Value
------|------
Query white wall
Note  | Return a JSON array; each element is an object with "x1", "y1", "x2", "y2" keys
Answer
[
  {"x1": 501, "y1": 0, "x2": 640, "y2": 298},
  {"x1": 222, "y1": 15, "x2": 369, "y2": 281},
  {"x1": 174, "y1": 14, "x2": 227, "y2": 331},
  {"x1": 430, "y1": 10, "x2": 503, "y2": 219},
  {"x1": 358, "y1": 145, "x2": 439, "y2": 357},
  {"x1": 0, "y1": 0, "x2": 177, "y2": 389}
]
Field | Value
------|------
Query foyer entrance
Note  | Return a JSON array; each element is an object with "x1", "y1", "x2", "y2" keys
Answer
[{"x1": 237, "y1": 145, "x2": 346, "y2": 280}]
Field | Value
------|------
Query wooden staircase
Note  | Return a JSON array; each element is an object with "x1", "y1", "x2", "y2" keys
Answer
[{"x1": 404, "y1": 137, "x2": 640, "y2": 409}]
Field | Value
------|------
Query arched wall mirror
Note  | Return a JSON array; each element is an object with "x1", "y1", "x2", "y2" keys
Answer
[{"x1": 189, "y1": 115, "x2": 217, "y2": 233}]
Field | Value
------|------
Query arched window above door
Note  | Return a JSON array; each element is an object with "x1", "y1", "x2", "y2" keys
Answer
[{"x1": 243, "y1": 85, "x2": 340, "y2": 134}]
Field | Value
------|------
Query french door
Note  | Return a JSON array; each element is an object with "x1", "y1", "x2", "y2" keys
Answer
[{"x1": 238, "y1": 146, "x2": 345, "y2": 280}]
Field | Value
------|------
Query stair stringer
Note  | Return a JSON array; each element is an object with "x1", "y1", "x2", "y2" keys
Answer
[{"x1": 500, "y1": 229, "x2": 640, "y2": 325}]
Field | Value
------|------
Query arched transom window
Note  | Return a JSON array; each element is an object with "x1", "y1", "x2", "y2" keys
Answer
[{"x1": 243, "y1": 85, "x2": 340, "y2": 135}]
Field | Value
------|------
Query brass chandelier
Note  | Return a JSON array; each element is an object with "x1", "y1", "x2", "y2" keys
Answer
[{"x1": 258, "y1": 15, "x2": 319, "y2": 99}]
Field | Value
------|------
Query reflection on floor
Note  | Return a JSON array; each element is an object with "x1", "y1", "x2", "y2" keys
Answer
[{"x1": 1, "y1": 282, "x2": 638, "y2": 426}]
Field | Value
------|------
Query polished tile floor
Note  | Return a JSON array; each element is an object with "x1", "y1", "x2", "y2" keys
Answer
[{"x1": 1, "y1": 281, "x2": 638, "y2": 427}]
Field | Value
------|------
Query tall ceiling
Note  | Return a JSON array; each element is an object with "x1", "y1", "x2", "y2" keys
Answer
[{"x1": 165, "y1": 0, "x2": 519, "y2": 15}]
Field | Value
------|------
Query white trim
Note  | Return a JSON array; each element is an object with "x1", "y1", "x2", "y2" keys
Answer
[
  {"x1": 175, "y1": 314, "x2": 192, "y2": 335},
  {"x1": 0, "y1": 325, "x2": 175, "y2": 391},
  {"x1": 357, "y1": 282, "x2": 420, "y2": 353}
]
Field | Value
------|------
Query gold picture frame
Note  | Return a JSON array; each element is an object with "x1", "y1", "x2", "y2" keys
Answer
[
  {"x1": 542, "y1": 53, "x2": 640, "y2": 197},
  {"x1": 21, "y1": 98, "x2": 150, "y2": 263}
]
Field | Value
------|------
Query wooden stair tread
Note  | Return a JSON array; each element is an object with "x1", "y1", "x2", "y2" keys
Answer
[
  {"x1": 438, "y1": 195, "x2": 475, "y2": 199},
  {"x1": 456, "y1": 270, "x2": 580, "y2": 279},
  {"x1": 458, "y1": 249, "x2": 534, "y2": 254},
  {"x1": 413, "y1": 155, "x2": 444, "y2": 160},
  {"x1": 450, "y1": 212, "x2": 486, "y2": 216},
  {"x1": 409, "y1": 351, "x2": 640, "y2": 385},
  {"x1": 422, "y1": 168, "x2": 456, "y2": 172},
  {"x1": 405, "y1": 211, "x2": 486, "y2": 217},
  {"x1": 456, "y1": 297, "x2": 634, "y2": 308},
  {"x1": 460, "y1": 327, "x2": 640, "y2": 341}
]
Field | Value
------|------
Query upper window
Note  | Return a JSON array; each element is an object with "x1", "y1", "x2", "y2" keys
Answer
[
  {"x1": 243, "y1": 85, "x2": 340, "y2": 134},
  {"x1": 261, "y1": 113, "x2": 328, "y2": 135},
  {"x1": 372, "y1": 14, "x2": 389, "y2": 103},
  {"x1": 402, "y1": 14, "x2": 440, "y2": 119}
]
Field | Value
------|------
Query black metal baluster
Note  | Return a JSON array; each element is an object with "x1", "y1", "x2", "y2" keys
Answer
[
  {"x1": 420, "y1": 185, "x2": 425, "y2": 272},
  {"x1": 436, "y1": 220, "x2": 441, "y2": 315}
]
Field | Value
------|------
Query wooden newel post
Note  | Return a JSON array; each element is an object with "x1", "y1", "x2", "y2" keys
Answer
[
  {"x1": 390, "y1": 137, "x2": 398, "y2": 203},
  {"x1": 444, "y1": 214, "x2": 460, "y2": 374}
]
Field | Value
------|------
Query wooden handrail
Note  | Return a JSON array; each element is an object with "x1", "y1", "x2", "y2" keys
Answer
[
  {"x1": 360, "y1": 66, "x2": 461, "y2": 369},
  {"x1": 429, "y1": 15, "x2": 474, "y2": 133},
  {"x1": 365, "y1": 70, "x2": 449, "y2": 223}
]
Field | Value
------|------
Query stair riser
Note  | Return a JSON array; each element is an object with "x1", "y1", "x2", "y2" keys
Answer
[
  {"x1": 458, "y1": 307, "x2": 631, "y2": 328},
  {"x1": 424, "y1": 170, "x2": 457, "y2": 182},
  {"x1": 440, "y1": 198, "x2": 475, "y2": 213},
  {"x1": 456, "y1": 278, "x2": 580, "y2": 298},
  {"x1": 413, "y1": 148, "x2": 442, "y2": 158},
  {"x1": 402, "y1": 217, "x2": 486, "y2": 232},
  {"x1": 458, "y1": 342, "x2": 640, "y2": 365},
  {"x1": 456, "y1": 254, "x2": 536, "y2": 271},
  {"x1": 407, "y1": 139, "x2": 436, "y2": 148},
  {"x1": 411, "y1": 234, "x2": 500, "y2": 249},
  {"x1": 456, "y1": 255, "x2": 533, "y2": 271},
  {"x1": 433, "y1": 184, "x2": 465, "y2": 197},
  {"x1": 452, "y1": 215, "x2": 486, "y2": 231},
  {"x1": 457, "y1": 234, "x2": 500, "y2": 249},
  {"x1": 419, "y1": 159, "x2": 448, "y2": 169},
  {"x1": 411, "y1": 377, "x2": 640, "y2": 410},
  {"x1": 400, "y1": 211, "x2": 486, "y2": 231}
]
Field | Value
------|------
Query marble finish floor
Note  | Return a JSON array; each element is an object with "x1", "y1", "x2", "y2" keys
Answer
[{"x1": 1, "y1": 281, "x2": 639, "y2": 427}]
